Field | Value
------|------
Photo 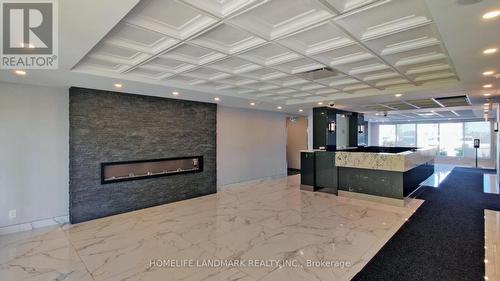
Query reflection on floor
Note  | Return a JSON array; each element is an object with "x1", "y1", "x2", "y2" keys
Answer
[
  {"x1": 0, "y1": 175, "x2": 423, "y2": 281},
  {"x1": 420, "y1": 164, "x2": 455, "y2": 188},
  {"x1": 484, "y1": 174, "x2": 500, "y2": 194},
  {"x1": 485, "y1": 210, "x2": 500, "y2": 281}
]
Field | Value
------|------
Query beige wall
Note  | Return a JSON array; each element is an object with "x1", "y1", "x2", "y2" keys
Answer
[
  {"x1": 286, "y1": 117, "x2": 308, "y2": 170},
  {"x1": 0, "y1": 82, "x2": 69, "y2": 227},
  {"x1": 217, "y1": 106, "x2": 287, "y2": 186}
]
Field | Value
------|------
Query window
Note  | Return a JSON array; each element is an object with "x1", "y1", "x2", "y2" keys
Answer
[
  {"x1": 396, "y1": 124, "x2": 416, "y2": 146},
  {"x1": 438, "y1": 123, "x2": 463, "y2": 156},
  {"x1": 379, "y1": 125, "x2": 396, "y2": 146},
  {"x1": 417, "y1": 124, "x2": 439, "y2": 148},
  {"x1": 376, "y1": 121, "x2": 493, "y2": 160},
  {"x1": 464, "y1": 122, "x2": 491, "y2": 158}
]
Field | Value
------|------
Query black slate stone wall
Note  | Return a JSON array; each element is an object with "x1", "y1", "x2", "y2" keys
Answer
[{"x1": 69, "y1": 87, "x2": 217, "y2": 223}]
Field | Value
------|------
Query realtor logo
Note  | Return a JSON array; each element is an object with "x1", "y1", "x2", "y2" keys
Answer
[{"x1": 1, "y1": 0, "x2": 58, "y2": 69}]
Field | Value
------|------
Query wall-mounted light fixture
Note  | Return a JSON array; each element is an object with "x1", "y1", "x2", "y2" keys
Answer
[
  {"x1": 494, "y1": 121, "x2": 498, "y2": 132},
  {"x1": 358, "y1": 124, "x2": 364, "y2": 134},
  {"x1": 328, "y1": 121, "x2": 336, "y2": 132}
]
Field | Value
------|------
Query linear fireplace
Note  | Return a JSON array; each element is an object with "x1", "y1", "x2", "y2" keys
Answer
[{"x1": 101, "y1": 156, "x2": 203, "y2": 184}]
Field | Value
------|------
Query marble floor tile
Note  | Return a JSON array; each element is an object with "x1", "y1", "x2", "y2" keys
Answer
[
  {"x1": 484, "y1": 174, "x2": 500, "y2": 194},
  {"x1": 0, "y1": 227, "x2": 93, "y2": 281},
  {"x1": 1, "y1": 175, "x2": 423, "y2": 281},
  {"x1": 485, "y1": 209, "x2": 500, "y2": 281}
]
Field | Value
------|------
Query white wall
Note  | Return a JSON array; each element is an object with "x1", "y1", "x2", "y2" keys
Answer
[
  {"x1": 286, "y1": 116, "x2": 308, "y2": 170},
  {"x1": 0, "y1": 82, "x2": 69, "y2": 227},
  {"x1": 217, "y1": 106, "x2": 287, "y2": 186}
]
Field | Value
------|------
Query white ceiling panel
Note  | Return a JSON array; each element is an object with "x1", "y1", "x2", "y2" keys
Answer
[
  {"x1": 228, "y1": 0, "x2": 335, "y2": 40},
  {"x1": 77, "y1": 57, "x2": 130, "y2": 73},
  {"x1": 322, "y1": 0, "x2": 378, "y2": 13},
  {"x1": 217, "y1": 76, "x2": 259, "y2": 86},
  {"x1": 268, "y1": 75, "x2": 310, "y2": 87},
  {"x1": 335, "y1": 0, "x2": 432, "y2": 41},
  {"x1": 244, "y1": 81, "x2": 281, "y2": 91},
  {"x1": 206, "y1": 57, "x2": 261, "y2": 74},
  {"x1": 89, "y1": 44, "x2": 150, "y2": 69},
  {"x1": 183, "y1": 67, "x2": 232, "y2": 80},
  {"x1": 278, "y1": 21, "x2": 354, "y2": 55},
  {"x1": 141, "y1": 56, "x2": 196, "y2": 73},
  {"x1": 240, "y1": 68, "x2": 288, "y2": 81},
  {"x1": 180, "y1": 0, "x2": 265, "y2": 18},
  {"x1": 161, "y1": 44, "x2": 226, "y2": 65},
  {"x1": 190, "y1": 23, "x2": 266, "y2": 54},
  {"x1": 126, "y1": 67, "x2": 168, "y2": 79},
  {"x1": 126, "y1": 0, "x2": 218, "y2": 40},
  {"x1": 73, "y1": 0, "x2": 461, "y2": 107},
  {"x1": 106, "y1": 23, "x2": 179, "y2": 55},
  {"x1": 312, "y1": 43, "x2": 374, "y2": 66},
  {"x1": 238, "y1": 43, "x2": 302, "y2": 66},
  {"x1": 162, "y1": 75, "x2": 206, "y2": 86},
  {"x1": 273, "y1": 57, "x2": 326, "y2": 74}
]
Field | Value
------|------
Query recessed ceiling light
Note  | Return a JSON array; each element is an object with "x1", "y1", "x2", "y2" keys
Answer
[
  {"x1": 395, "y1": 94, "x2": 402, "y2": 97},
  {"x1": 277, "y1": 106, "x2": 282, "y2": 110},
  {"x1": 299, "y1": 109, "x2": 303, "y2": 112},
  {"x1": 250, "y1": 102, "x2": 255, "y2": 106},
  {"x1": 483, "y1": 84, "x2": 493, "y2": 88},
  {"x1": 114, "y1": 83, "x2": 123, "y2": 88},
  {"x1": 484, "y1": 93, "x2": 492, "y2": 96},
  {"x1": 483, "y1": 10, "x2": 500, "y2": 19},
  {"x1": 213, "y1": 97, "x2": 220, "y2": 101},
  {"x1": 483, "y1": 48, "x2": 497, "y2": 54},
  {"x1": 172, "y1": 91, "x2": 179, "y2": 96},
  {"x1": 318, "y1": 102, "x2": 323, "y2": 105},
  {"x1": 15, "y1": 70, "x2": 26, "y2": 75},
  {"x1": 483, "y1": 70, "x2": 495, "y2": 76}
]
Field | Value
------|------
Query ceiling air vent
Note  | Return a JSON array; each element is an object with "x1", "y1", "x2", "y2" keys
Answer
[
  {"x1": 433, "y1": 95, "x2": 471, "y2": 107},
  {"x1": 295, "y1": 67, "x2": 338, "y2": 81}
]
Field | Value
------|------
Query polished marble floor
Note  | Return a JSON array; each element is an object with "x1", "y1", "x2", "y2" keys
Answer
[
  {"x1": 0, "y1": 175, "x2": 423, "y2": 281},
  {"x1": 485, "y1": 210, "x2": 500, "y2": 281},
  {"x1": 419, "y1": 163, "x2": 454, "y2": 188},
  {"x1": 484, "y1": 174, "x2": 500, "y2": 195}
]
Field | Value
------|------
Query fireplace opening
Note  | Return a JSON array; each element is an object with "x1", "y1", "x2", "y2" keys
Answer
[{"x1": 101, "y1": 156, "x2": 203, "y2": 184}]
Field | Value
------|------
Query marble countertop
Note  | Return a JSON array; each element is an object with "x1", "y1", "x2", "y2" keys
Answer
[
  {"x1": 335, "y1": 147, "x2": 436, "y2": 172},
  {"x1": 300, "y1": 147, "x2": 358, "y2": 153},
  {"x1": 300, "y1": 149, "x2": 324, "y2": 153}
]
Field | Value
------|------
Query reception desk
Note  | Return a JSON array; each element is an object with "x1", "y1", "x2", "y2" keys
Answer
[{"x1": 300, "y1": 147, "x2": 435, "y2": 205}]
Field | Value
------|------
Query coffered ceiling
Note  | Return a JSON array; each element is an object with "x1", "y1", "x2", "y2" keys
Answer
[
  {"x1": 1, "y1": 0, "x2": 498, "y2": 117},
  {"x1": 73, "y1": 0, "x2": 460, "y2": 106}
]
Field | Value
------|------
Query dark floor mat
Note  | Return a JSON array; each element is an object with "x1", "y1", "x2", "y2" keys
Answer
[{"x1": 353, "y1": 167, "x2": 500, "y2": 281}]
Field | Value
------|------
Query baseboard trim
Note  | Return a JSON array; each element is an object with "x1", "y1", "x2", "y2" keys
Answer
[
  {"x1": 217, "y1": 173, "x2": 287, "y2": 191},
  {"x1": 338, "y1": 190, "x2": 405, "y2": 207},
  {"x1": 0, "y1": 215, "x2": 69, "y2": 236}
]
